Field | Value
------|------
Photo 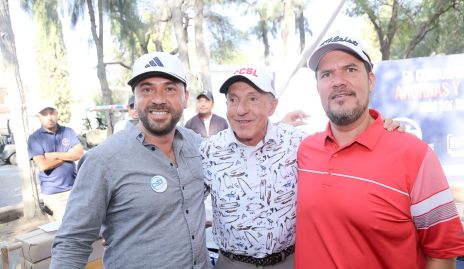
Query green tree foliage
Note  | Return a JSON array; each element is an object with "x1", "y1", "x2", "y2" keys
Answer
[
  {"x1": 20, "y1": 0, "x2": 73, "y2": 123},
  {"x1": 206, "y1": 10, "x2": 244, "y2": 64},
  {"x1": 347, "y1": 0, "x2": 463, "y2": 60}
]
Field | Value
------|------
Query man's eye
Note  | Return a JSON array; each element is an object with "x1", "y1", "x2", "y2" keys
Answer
[
  {"x1": 227, "y1": 98, "x2": 237, "y2": 105},
  {"x1": 249, "y1": 97, "x2": 259, "y2": 103},
  {"x1": 320, "y1": 72, "x2": 329, "y2": 79},
  {"x1": 347, "y1": 67, "x2": 356, "y2": 72},
  {"x1": 166, "y1": 86, "x2": 176, "y2": 92}
]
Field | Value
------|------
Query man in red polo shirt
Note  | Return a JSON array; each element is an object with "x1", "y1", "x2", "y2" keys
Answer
[{"x1": 296, "y1": 35, "x2": 464, "y2": 269}]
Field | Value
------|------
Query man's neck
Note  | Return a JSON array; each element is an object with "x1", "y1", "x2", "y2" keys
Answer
[
  {"x1": 199, "y1": 112, "x2": 212, "y2": 120},
  {"x1": 137, "y1": 124, "x2": 175, "y2": 158},
  {"x1": 330, "y1": 112, "x2": 373, "y2": 147},
  {"x1": 43, "y1": 125, "x2": 57, "y2": 134}
]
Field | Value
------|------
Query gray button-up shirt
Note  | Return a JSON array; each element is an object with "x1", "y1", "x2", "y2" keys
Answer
[{"x1": 50, "y1": 124, "x2": 210, "y2": 269}]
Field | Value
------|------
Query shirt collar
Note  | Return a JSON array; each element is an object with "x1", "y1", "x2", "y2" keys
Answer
[
  {"x1": 324, "y1": 109, "x2": 384, "y2": 151},
  {"x1": 39, "y1": 124, "x2": 61, "y2": 134},
  {"x1": 132, "y1": 124, "x2": 185, "y2": 145}
]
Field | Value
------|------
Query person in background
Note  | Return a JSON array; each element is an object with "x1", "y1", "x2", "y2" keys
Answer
[
  {"x1": 185, "y1": 90, "x2": 228, "y2": 138},
  {"x1": 27, "y1": 102, "x2": 84, "y2": 221},
  {"x1": 296, "y1": 34, "x2": 464, "y2": 268},
  {"x1": 113, "y1": 95, "x2": 139, "y2": 133},
  {"x1": 200, "y1": 66, "x2": 403, "y2": 269},
  {"x1": 50, "y1": 52, "x2": 210, "y2": 269}
]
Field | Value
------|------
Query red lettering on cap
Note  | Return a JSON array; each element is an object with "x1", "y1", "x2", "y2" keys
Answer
[{"x1": 234, "y1": 67, "x2": 258, "y2": 77}]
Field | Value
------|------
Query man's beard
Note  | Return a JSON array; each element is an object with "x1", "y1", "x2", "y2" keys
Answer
[
  {"x1": 138, "y1": 104, "x2": 182, "y2": 136},
  {"x1": 326, "y1": 98, "x2": 369, "y2": 126}
]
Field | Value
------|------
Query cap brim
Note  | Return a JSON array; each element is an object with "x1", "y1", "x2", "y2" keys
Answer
[
  {"x1": 197, "y1": 94, "x2": 212, "y2": 100},
  {"x1": 37, "y1": 106, "x2": 57, "y2": 114},
  {"x1": 128, "y1": 71, "x2": 186, "y2": 89},
  {"x1": 308, "y1": 43, "x2": 373, "y2": 71},
  {"x1": 219, "y1": 75, "x2": 266, "y2": 95},
  {"x1": 309, "y1": 44, "x2": 357, "y2": 71}
]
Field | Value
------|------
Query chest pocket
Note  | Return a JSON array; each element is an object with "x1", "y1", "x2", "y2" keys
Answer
[{"x1": 181, "y1": 150, "x2": 205, "y2": 180}]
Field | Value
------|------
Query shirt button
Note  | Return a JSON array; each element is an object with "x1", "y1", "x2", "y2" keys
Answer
[
  {"x1": 192, "y1": 235, "x2": 194, "y2": 239},
  {"x1": 151, "y1": 147, "x2": 155, "y2": 151},
  {"x1": 186, "y1": 210, "x2": 189, "y2": 214},
  {"x1": 182, "y1": 186, "x2": 185, "y2": 190},
  {"x1": 170, "y1": 163, "x2": 174, "y2": 166},
  {"x1": 194, "y1": 261, "x2": 196, "y2": 265}
]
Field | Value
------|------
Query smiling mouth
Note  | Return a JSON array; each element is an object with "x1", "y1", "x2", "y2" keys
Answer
[
  {"x1": 331, "y1": 92, "x2": 354, "y2": 99},
  {"x1": 235, "y1": 119, "x2": 252, "y2": 124},
  {"x1": 149, "y1": 111, "x2": 168, "y2": 115}
]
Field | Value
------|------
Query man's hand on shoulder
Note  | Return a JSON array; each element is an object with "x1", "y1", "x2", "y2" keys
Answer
[
  {"x1": 281, "y1": 110, "x2": 309, "y2": 127},
  {"x1": 383, "y1": 118, "x2": 405, "y2": 132}
]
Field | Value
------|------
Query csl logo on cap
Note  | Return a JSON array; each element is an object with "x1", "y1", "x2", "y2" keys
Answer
[
  {"x1": 234, "y1": 67, "x2": 258, "y2": 77},
  {"x1": 320, "y1": 36, "x2": 359, "y2": 47},
  {"x1": 144, "y1": 57, "x2": 164, "y2": 68}
]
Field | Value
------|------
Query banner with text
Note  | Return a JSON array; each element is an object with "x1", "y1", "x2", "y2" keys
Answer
[{"x1": 372, "y1": 53, "x2": 464, "y2": 184}]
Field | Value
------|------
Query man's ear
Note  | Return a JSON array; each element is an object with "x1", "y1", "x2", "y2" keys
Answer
[
  {"x1": 368, "y1": 72, "x2": 376, "y2": 93},
  {"x1": 184, "y1": 89, "x2": 190, "y2": 108}
]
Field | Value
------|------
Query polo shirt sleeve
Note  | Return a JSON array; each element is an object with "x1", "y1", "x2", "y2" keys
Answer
[
  {"x1": 66, "y1": 127, "x2": 81, "y2": 147},
  {"x1": 27, "y1": 134, "x2": 45, "y2": 160},
  {"x1": 410, "y1": 147, "x2": 464, "y2": 258}
]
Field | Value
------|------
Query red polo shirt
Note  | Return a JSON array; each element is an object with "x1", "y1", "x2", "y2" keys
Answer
[{"x1": 296, "y1": 109, "x2": 464, "y2": 269}]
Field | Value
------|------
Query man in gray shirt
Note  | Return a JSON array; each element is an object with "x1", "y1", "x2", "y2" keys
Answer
[{"x1": 50, "y1": 52, "x2": 210, "y2": 269}]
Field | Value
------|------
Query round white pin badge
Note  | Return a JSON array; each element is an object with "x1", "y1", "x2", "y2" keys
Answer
[{"x1": 150, "y1": 175, "x2": 167, "y2": 193}]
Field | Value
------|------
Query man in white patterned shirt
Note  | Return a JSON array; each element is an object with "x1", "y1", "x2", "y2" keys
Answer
[
  {"x1": 200, "y1": 67, "x2": 305, "y2": 268},
  {"x1": 200, "y1": 67, "x2": 401, "y2": 269}
]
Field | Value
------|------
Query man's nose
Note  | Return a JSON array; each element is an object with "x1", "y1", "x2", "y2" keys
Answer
[
  {"x1": 331, "y1": 71, "x2": 347, "y2": 87},
  {"x1": 235, "y1": 100, "x2": 250, "y2": 115}
]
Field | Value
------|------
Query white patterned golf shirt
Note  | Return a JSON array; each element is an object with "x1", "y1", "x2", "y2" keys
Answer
[{"x1": 200, "y1": 121, "x2": 306, "y2": 258}]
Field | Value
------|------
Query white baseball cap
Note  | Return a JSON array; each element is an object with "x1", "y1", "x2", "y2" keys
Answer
[
  {"x1": 35, "y1": 100, "x2": 57, "y2": 115},
  {"x1": 127, "y1": 52, "x2": 187, "y2": 89},
  {"x1": 219, "y1": 67, "x2": 276, "y2": 97},
  {"x1": 308, "y1": 35, "x2": 373, "y2": 71}
]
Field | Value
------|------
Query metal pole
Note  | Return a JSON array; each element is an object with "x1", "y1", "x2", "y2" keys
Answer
[{"x1": 277, "y1": 0, "x2": 348, "y2": 98}]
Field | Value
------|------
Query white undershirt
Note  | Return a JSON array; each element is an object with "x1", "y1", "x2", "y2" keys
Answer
[{"x1": 203, "y1": 114, "x2": 212, "y2": 137}]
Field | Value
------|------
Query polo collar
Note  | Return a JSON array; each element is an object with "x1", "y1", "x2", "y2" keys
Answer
[
  {"x1": 325, "y1": 109, "x2": 384, "y2": 151},
  {"x1": 39, "y1": 124, "x2": 61, "y2": 134}
]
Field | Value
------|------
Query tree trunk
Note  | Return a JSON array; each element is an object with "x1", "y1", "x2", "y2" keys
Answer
[
  {"x1": 259, "y1": 19, "x2": 270, "y2": 66},
  {"x1": 194, "y1": 0, "x2": 211, "y2": 93},
  {"x1": 87, "y1": 0, "x2": 113, "y2": 133},
  {"x1": 281, "y1": 0, "x2": 297, "y2": 59},
  {"x1": 296, "y1": 6, "x2": 305, "y2": 53},
  {"x1": 0, "y1": 0, "x2": 42, "y2": 219},
  {"x1": 169, "y1": 0, "x2": 190, "y2": 70}
]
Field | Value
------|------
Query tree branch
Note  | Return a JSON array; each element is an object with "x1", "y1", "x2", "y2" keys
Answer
[
  {"x1": 404, "y1": 1, "x2": 456, "y2": 57},
  {"x1": 103, "y1": 61, "x2": 131, "y2": 70}
]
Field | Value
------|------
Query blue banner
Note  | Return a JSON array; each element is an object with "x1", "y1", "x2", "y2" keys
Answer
[{"x1": 371, "y1": 54, "x2": 464, "y2": 184}]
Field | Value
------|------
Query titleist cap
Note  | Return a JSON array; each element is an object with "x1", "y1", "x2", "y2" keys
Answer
[{"x1": 308, "y1": 35, "x2": 373, "y2": 71}]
